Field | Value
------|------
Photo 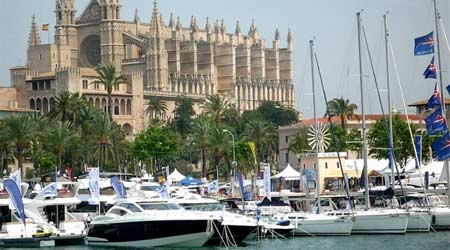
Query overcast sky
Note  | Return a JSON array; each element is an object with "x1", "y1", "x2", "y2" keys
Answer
[{"x1": 0, "y1": 0, "x2": 449, "y2": 118}]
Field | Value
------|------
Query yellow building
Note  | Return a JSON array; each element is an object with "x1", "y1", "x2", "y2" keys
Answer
[{"x1": 299, "y1": 152, "x2": 359, "y2": 194}]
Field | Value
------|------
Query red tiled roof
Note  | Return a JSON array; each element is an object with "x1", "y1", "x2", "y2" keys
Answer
[{"x1": 300, "y1": 114, "x2": 421, "y2": 126}]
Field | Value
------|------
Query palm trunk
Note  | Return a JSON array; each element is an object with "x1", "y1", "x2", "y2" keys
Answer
[
  {"x1": 201, "y1": 148, "x2": 206, "y2": 178},
  {"x1": 58, "y1": 150, "x2": 62, "y2": 174},
  {"x1": 17, "y1": 146, "x2": 23, "y2": 178},
  {"x1": 108, "y1": 94, "x2": 121, "y2": 174}
]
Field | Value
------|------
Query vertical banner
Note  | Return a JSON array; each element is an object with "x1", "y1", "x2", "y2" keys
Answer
[
  {"x1": 159, "y1": 182, "x2": 169, "y2": 199},
  {"x1": 9, "y1": 169, "x2": 21, "y2": 209},
  {"x1": 415, "y1": 135, "x2": 422, "y2": 169},
  {"x1": 207, "y1": 180, "x2": 219, "y2": 193},
  {"x1": 4, "y1": 179, "x2": 26, "y2": 225},
  {"x1": 88, "y1": 168, "x2": 100, "y2": 205},
  {"x1": 237, "y1": 172, "x2": 245, "y2": 210},
  {"x1": 111, "y1": 176, "x2": 127, "y2": 199},
  {"x1": 263, "y1": 164, "x2": 271, "y2": 200}
]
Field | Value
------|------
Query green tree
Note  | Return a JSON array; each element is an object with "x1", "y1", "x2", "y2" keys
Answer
[
  {"x1": 49, "y1": 91, "x2": 72, "y2": 122},
  {"x1": 256, "y1": 101, "x2": 298, "y2": 127},
  {"x1": 2, "y1": 115, "x2": 35, "y2": 176},
  {"x1": 93, "y1": 64, "x2": 127, "y2": 172},
  {"x1": 48, "y1": 121, "x2": 74, "y2": 172},
  {"x1": 242, "y1": 119, "x2": 277, "y2": 172},
  {"x1": 367, "y1": 115, "x2": 417, "y2": 167},
  {"x1": 235, "y1": 141, "x2": 256, "y2": 178},
  {"x1": 326, "y1": 97, "x2": 358, "y2": 131},
  {"x1": 133, "y1": 126, "x2": 178, "y2": 173},
  {"x1": 326, "y1": 125, "x2": 347, "y2": 152},
  {"x1": 190, "y1": 118, "x2": 211, "y2": 178},
  {"x1": 146, "y1": 97, "x2": 168, "y2": 121},
  {"x1": 173, "y1": 96, "x2": 195, "y2": 138},
  {"x1": 91, "y1": 112, "x2": 113, "y2": 169},
  {"x1": 208, "y1": 126, "x2": 232, "y2": 178},
  {"x1": 346, "y1": 128, "x2": 363, "y2": 158},
  {"x1": 287, "y1": 127, "x2": 310, "y2": 155},
  {"x1": 201, "y1": 94, "x2": 231, "y2": 127}
]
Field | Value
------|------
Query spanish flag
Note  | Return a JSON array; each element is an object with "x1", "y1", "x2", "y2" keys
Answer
[{"x1": 42, "y1": 24, "x2": 49, "y2": 31}]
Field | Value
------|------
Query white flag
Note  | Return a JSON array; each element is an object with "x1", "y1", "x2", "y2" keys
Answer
[
  {"x1": 264, "y1": 165, "x2": 271, "y2": 200},
  {"x1": 8, "y1": 170, "x2": 21, "y2": 209},
  {"x1": 88, "y1": 168, "x2": 100, "y2": 205}
]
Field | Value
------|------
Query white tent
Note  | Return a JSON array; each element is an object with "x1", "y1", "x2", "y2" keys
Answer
[
  {"x1": 168, "y1": 168, "x2": 186, "y2": 183},
  {"x1": 272, "y1": 164, "x2": 301, "y2": 180}
]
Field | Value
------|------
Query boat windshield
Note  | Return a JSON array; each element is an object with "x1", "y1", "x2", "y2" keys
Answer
[
  {"x1": 183, "y1": 203, "x2": 224, "y2": 211},
  {"x1": 138, "y1": 203, "x2": 183, "y2": 211},
  {"x1": 140, "y1": 185, "x2": 160, "y2": 192},
  {"x1": 118, "y1": 203, "x2": 143, "y2": 213}
]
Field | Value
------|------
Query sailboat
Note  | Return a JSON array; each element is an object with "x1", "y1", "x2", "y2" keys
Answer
[{"x1": 349, "y1": 12, "x2": 409, "y2": 234}]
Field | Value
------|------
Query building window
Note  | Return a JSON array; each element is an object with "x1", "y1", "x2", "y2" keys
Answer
[
  {"x1": 285, "y1": 152, "x2": 289, "y2": 163},
  {"x1": 45, "y1": 80, "x2": 51, "y2": 90},
  {"x1": 325, "y1": 162, "x2": 328, "y2": 169},
  {"x1": 82, "y1": 80, "x2": 88, "y2": 89},
  {"x1": 336, "y1": 162, "x2": 340, "y2": 168},
  {"x1": 94, "y1": 82, "x2": 100, "y2": 89},
  {"x1": 303, "y1": 163, "x2": 306, "y2": 170},
  {"x1": 114, "y1": 84, "x2": 119, "y2": 91},
  {"x1": 38, "y1": 80, "x2": 45, "y2": 90},
  {"x1": 32, "y1": 81, "x2": 38, "y2": 90},
  {"x1": 285, "y1": 136, "x2": 288, "y2": 144},
  {"x1": 313, "y1": 163, "x2": 316, "y2": 169}
]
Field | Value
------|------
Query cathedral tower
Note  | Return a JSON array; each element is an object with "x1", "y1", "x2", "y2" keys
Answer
[
  {"x1": 146, "y1": 0, "x2": 169, "y2": 90},
  {"x1": 55, "y1": 0, "x2": 78, "y2": 66},
  {"x1": 99, "y1": 0, "x2": 125, "y2": 69}
]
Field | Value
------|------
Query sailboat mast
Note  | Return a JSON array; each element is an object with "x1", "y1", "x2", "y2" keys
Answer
[
  {"x1": 310, "y1": 39, "x2": 321, "y2": 213},
  {"x1": 433, "y1": 0, "x2": 450, "y2": 206},
  {"x1": 384, "y1": 13, "x2": 395, "y2": 189},
  {"x1": 357, "y1": 12, "x2": 370, "y2": 210}
]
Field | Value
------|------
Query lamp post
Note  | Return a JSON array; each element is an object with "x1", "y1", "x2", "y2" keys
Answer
[{"x1": 223, "y1": 129, "x2": 237, "y2": 195}]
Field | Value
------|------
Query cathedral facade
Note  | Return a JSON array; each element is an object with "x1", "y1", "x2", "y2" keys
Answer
[{"x1": 9, "y1": 0, "x2": 295, "y2": 136}]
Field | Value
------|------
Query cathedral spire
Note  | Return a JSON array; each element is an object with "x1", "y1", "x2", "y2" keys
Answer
[
  {"x1": 28, "y1": 14, "x2": 41, "y2": 47},
  {"x1": 220, "y1": 19, "x2": 226, "y2": 33},
  {"x1": 214, "y1": 19, "x2": 220, "y2": 33},
  {"x1": 134, "y1": 8, "x2": 140, "y2": 24},
  {"x1": 176, "y1": 16, "x2": 182, "y2": 31},
  {"x1": 150, "y1": 0, "x2": 164, "y2": 37},
  {"x1": 235, "y1": 20, "x2": 241, "y2": 36},
  {"x1": 168, "y1": 13, "x2": 175, "y2": 30},
  {"x1": 205, "y1": 17, "x2": 212, "y2": 33},
  {"x1": 190, "y1": 15, "x2": 198, "y2": 32},
  {"x1": 274, "y1": 28, "x2": 280, "y2": 41},
  {"x1": 287, "y1": 28, "x2": 293, "y2": 51},
  {"x1": 248, "y1": 19, "x2": 259, "y2": 40}
]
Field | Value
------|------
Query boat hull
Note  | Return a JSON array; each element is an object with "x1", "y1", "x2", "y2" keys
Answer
[
  {"x1": 87, "y1": 219, "x2": 212, "y2": 247},
  {"x1": 352, "y1": 210, "x2": 408, "y2": 234},
  {"x1": 290, "y1": 215, "x2": 353, "y2": 236},
  {"x1": 431, "y1": 207, "x2": 450, "y2": 230},
  {"x1": 206, "y1": 221, "x2": 256, "y2": 245},
  {"x1": 407, "y1": 211, "x2": 431, "y2": 232}
]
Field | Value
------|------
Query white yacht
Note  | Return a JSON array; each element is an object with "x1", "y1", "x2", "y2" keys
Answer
[
  {"x1": 429, "y1": 195, "x2": 450, "y2": 230},
  {"x1": 86, "y1": 200, "x2": 214, "y2": 247}
]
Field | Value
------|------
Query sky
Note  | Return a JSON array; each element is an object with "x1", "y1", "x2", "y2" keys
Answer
[{"x1": 0, "y1": 0, "x2": 449, "y2": 118}]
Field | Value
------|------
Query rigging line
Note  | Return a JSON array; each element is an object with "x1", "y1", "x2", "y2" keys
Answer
[
  {"x1": 337, "y1": 19, "x2": 358, "y2": 97},
  {"x1": 314, "y1": 52, "x2": 352, "y2": 210},
  {"x1": 439, "y1": 18, "x2": 450, "y2": 61},
  {"x1": 298, "y1": 44, "x2": 310, "y2": 113},
  {"x1": 362, "y1": 24, "x2": 407, "y2": 203},
  {"x1": 388, "y1": 39, "x2": 429, "y2": 201}
]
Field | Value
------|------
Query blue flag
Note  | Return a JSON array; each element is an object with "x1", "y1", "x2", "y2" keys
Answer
[
  {"x1": 427, "y1": 83, "x2": 441, "y2": 109},
  {"x1": 423, "y1": 56, "x2": 437, "y2": 79},
  {"x1": 425, "y1": 107, "x2": 447, "y2": 135},
  {"x1": 415, "y1": 135, "x2": 422, "y2": 169},
  {"x1": 414, "y1": 32, "x2": 434, "y2": 56},
  {"x1": 110, "y1": 176, "x2": 127, "y2": 199},
  {"x1": 43, "y1": 183, "x2": 57, "y2": 198},
  {"x1": 432, "y1": 133, "x2": 450, "y2": 161},
  {"x1": 4, "y1": 179, "x2": 26, "y2": 225},
  {"x1": 237, "y1": 173, "x2": 245, "y2": 210},
  {"x1": 447, "y1": 84, "x2": 450, "y2": 96}
]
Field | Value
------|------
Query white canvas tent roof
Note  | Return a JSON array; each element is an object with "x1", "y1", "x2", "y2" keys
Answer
[
  {"x1": 168, "y1": 168, "x2": 185, "y2": 182},
  {"x1": 272, "y1": 164, "x2": 301, "y2": 180}
]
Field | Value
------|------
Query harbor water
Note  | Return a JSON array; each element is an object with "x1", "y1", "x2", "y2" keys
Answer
[{"x1": 6, "y1": 231, "x2": 450, "y2": 250}]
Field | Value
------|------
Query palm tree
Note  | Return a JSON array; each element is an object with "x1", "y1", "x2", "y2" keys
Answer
[
  {"x1": 190, "y1": 118, "x2": 211, "y2": 178},
  {"x1": 201, "y1": 94, "x2": 231, "y2": 127},
  {"x1": 48, "y1": 91, "x2": 72, "y2": 122},
  {"x1": 0, "y1": 122, "x2": 14, "y2": 176},
  {"x1": 91, "y1": 112, "x2": 112, "y2": 169},
  {"x1": 326, "y1": 97, "x2": 358, "y2": 131},
  {"x1": 93, "y1": 64, "x2": 127, "y2": 172},
  {"x1": 76, "y1": 104, "x2": 97, "y2": 167},
  {"x1": 2, "y1": 115, "x2": 35, "y2": 176},
  {"x1": 145, "y1": 97, "x2": 168, "y2": 121},
  {"x1": 208, "y1": 127, "x2": 232, "y2": 178},
  {"x1": 242, "y1": 119, "x2": 277, "y2": 173},
  {"x1": 48, "y1": 121, "x2": 73, "y2": 172},
  {"x1": 68, "y1": 92, "x2": 86, "y2": 124}
]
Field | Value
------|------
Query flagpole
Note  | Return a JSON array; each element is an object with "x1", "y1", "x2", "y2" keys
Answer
[{"x1": 434, "y1": 0, "x2": 450, "y2": 206}]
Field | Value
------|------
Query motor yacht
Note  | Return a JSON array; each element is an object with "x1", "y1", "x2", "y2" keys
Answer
[{"x1": 86, "y1": 200, "x2": 214, "y2": 247}]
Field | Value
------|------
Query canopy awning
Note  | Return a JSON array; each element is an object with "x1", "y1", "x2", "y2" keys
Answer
[
  {"x1": 180, "y1": 175, "x2": 203, "y2": 186},
  {"x1": 272, "y1": 164, "x2": 301, "y2": 180},
  {"x1": 168, "y1": 168, "x2": 185, "y2": 182}
]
